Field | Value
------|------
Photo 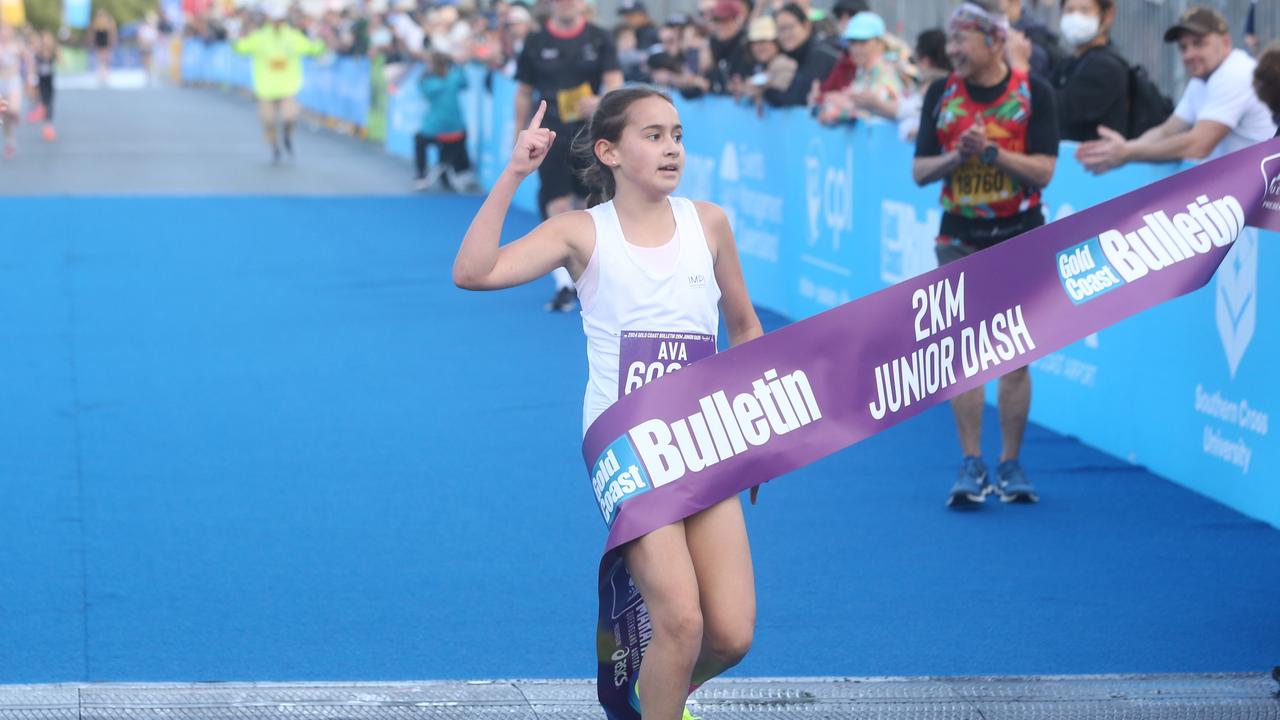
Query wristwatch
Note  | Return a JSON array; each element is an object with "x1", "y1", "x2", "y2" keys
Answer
[{"x1": 981, "y1": 143, "x2": 999, "y2": 165}]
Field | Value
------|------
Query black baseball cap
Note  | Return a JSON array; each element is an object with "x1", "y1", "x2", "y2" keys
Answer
[
  {"x1": 1163, "y1": 6, "x2": 1229, "y2": 42},
  {"x1": 832, "y1": 0, "x2": 868, "y2": 17},
  {"x1": 620, "y1": 0, "x2": 648, "y2": 15}
]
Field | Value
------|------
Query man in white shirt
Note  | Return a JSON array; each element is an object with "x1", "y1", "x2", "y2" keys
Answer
[{"x1": 1077, "y1": 6, "x2": 1275, "y2": 174}]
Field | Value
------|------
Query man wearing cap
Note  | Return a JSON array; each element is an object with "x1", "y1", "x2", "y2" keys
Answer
[
  {"x1": 233, "y1": 5, "x2": 329, "y2": 164},
  {"x1": 619, "y1": 0, "x2": 660, "y2": 50},
  {"x1": 913, "y1": 0, "x2": 1058, "y2": 508},
  {"x1": 705, "y1": 0, "x2": 755, "y2": 95},
  {"x1": 514, "y1": 0, "x2": 622, "y2": 311},
  {"x1": 1078, "y1": 6, "x2": 1275, "y2": 174}
]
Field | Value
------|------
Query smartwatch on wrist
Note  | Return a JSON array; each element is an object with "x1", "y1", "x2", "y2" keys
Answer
[{"x1": 981, "y1": 143, "x2": 999, "y2": 165}]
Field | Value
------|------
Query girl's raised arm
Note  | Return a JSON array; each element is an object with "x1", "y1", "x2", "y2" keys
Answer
[{"x1": 453, "y1": 101, "x2": 586, "y2": 290}]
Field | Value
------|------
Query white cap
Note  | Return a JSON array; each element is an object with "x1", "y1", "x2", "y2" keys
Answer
[{"x1": 505, "y1": 5, "x2": 532, "y2": 24}]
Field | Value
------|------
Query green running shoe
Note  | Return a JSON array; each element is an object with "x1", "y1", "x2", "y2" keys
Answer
[{"x1": 631, "y1": 681, "x2": 701, "y2": 720}]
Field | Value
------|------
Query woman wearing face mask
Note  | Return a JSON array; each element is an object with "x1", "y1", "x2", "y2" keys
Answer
[{"x1": 1050, "y1": 0, "x2": 1127, "y2": 141}]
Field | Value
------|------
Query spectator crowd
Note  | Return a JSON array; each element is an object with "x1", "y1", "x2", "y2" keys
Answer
[{"x1": 183, "y1": 0, "x2": 1280, "y2": 173}]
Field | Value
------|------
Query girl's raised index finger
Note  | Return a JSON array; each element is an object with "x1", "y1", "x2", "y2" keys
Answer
[{"x1": 529, "y1": 100, "x2": 547, "y2": 130}]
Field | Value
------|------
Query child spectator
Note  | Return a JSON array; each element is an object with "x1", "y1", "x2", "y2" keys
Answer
[{"x1": 414, "y1": 52, "x2": 477, "y2": 192}]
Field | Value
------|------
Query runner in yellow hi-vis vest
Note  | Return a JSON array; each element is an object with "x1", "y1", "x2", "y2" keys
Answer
[{"x1": 233, "y1": 6, "x2": 327, "y2": 163}]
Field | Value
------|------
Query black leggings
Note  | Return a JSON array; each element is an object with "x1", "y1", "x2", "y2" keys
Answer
[
  {"x1": 414, "y1": 132, "x2": 470, "y2": 180},
  {"x1": 38, "y1": 76, "x2": 53, "y2": 121}
]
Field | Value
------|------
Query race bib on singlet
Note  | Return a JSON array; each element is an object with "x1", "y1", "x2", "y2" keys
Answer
[
  {"x1": 592, "y1": 331, "x2": 716, "y2": 529},
  {"x1": 950, "y1": 158, "x2": 1015, "y2": 206},
  {"x1": 556, "y1": 82, "x2": 594, "y2": 124},
  {"x1": 618, "y1": 330, "x2": 716, "y2": 398}
]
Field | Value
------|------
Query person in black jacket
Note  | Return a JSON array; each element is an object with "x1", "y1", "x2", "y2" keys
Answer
[
  {"x1": 619, "y1": 0, "x2": 660, "y2": 49},
  {"x1": 1051, "y1": 0, "x2": 1127, "y2": 141},
  {"x1": 705, "y1": 0, "x2": 754, "y2": 94},
  {"x1": 764, "y1": 2, "x2": 839, "y2": 107},
  {"x1": 1001, "y1": 0, "x2": 1064, "y2": 80}
]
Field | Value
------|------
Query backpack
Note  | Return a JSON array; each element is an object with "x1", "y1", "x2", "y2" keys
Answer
[
  {"x1": 1096, "y1": 46, "x2": 1173, "y2": 139},
  {"x1": 1125, "y1": 62, "x2": 1174, "y2": 138}
]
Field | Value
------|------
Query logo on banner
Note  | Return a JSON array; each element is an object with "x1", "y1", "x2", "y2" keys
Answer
[
  {"x1": 1215, "y1": 228, "x2": 1258, "y2": 379},
  {"x1": 591, "y1": 438, "x2": 653, "y2": 527},
  {"x1": 680, "y1": 152, "x2": 714, "y2": 200},
  {"x1": 803, "y1": 137, "x2": 853, "y2": 250},
  {"x1": 880, "y1": 199, "x2": 941, "y2": 284},
  {"x1": 804, "y1": 138, "x2": 822, "y2": 242},
  {"x1": 720, "y1": 142, "x2": 739, "y2": 182},
  {"x1": 606, "y1": 559, "x2": 642, "y2": 620},
  {"x1": 1056, "y1": 236, "x2": 1125, "y2": 304},
  {"x1": 1056, "y1": 194, "x2": 1245, "y2": 305},
  {"x1": 1259, "y1": 152, "x2": 1280, "y2": 210}
]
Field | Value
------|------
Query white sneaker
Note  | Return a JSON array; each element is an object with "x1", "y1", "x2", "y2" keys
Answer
[
  {"x1": 423, "y1": 165, "x2": 447, "y2": 189},
  {"x1": 447, "y1": 169, "x2": 479, "y2": 193}
]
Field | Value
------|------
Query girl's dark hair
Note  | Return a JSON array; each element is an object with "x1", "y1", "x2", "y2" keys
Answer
[
  {"x1": 777, "y1": 3, "x2": 808, "y2": 26},
  {"x1": 571, "y1": 86, "x2": 676, "y2": 207},
  {"x1": 915, "y1": 28, "x2": 950, "y2": 71}
]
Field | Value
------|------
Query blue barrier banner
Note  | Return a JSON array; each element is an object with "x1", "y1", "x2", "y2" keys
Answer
[
  {"x1": 298, "y1": 57, "x2": 334, "y2": 117},
  {"x1": 185, "y1": 41, "x2": 367, "y2": 128},
  {"x1": 481, "y1": 73, "x2": 538, "y2": 214},
  {"x1": 385, "y1": 64, "x2": 426, "y2": 160},
  {"x1": 336, "y1": 57, "x2": 370, "y2": 126},
  {"x1": 462, "y1": 65, "x2": 487, "y2": 176}
]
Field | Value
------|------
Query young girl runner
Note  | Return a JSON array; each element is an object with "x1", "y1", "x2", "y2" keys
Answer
[
  {"x1": 453, "y1": 87, "x2": 762, "y2": 720},
  {"x1": 414, "y1": 52, "x2": 475, "y2": 192},
  {"x1": 34, "y1": 30, "x2": 57, "y2": 142}
]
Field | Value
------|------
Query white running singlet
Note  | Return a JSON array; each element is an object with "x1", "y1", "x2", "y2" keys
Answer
[{"x1": 579, "y1": 196, "x2": 721, "y2": 435}]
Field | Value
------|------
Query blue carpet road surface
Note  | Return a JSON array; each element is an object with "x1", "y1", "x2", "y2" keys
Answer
[{"x1": 1, "y1": 196, "x2": 1276, "y2": 683}]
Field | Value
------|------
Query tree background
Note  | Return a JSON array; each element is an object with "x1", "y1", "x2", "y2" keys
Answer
[{"x1": 24, "y1": 0, "x2": 160, "y2": 32}]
